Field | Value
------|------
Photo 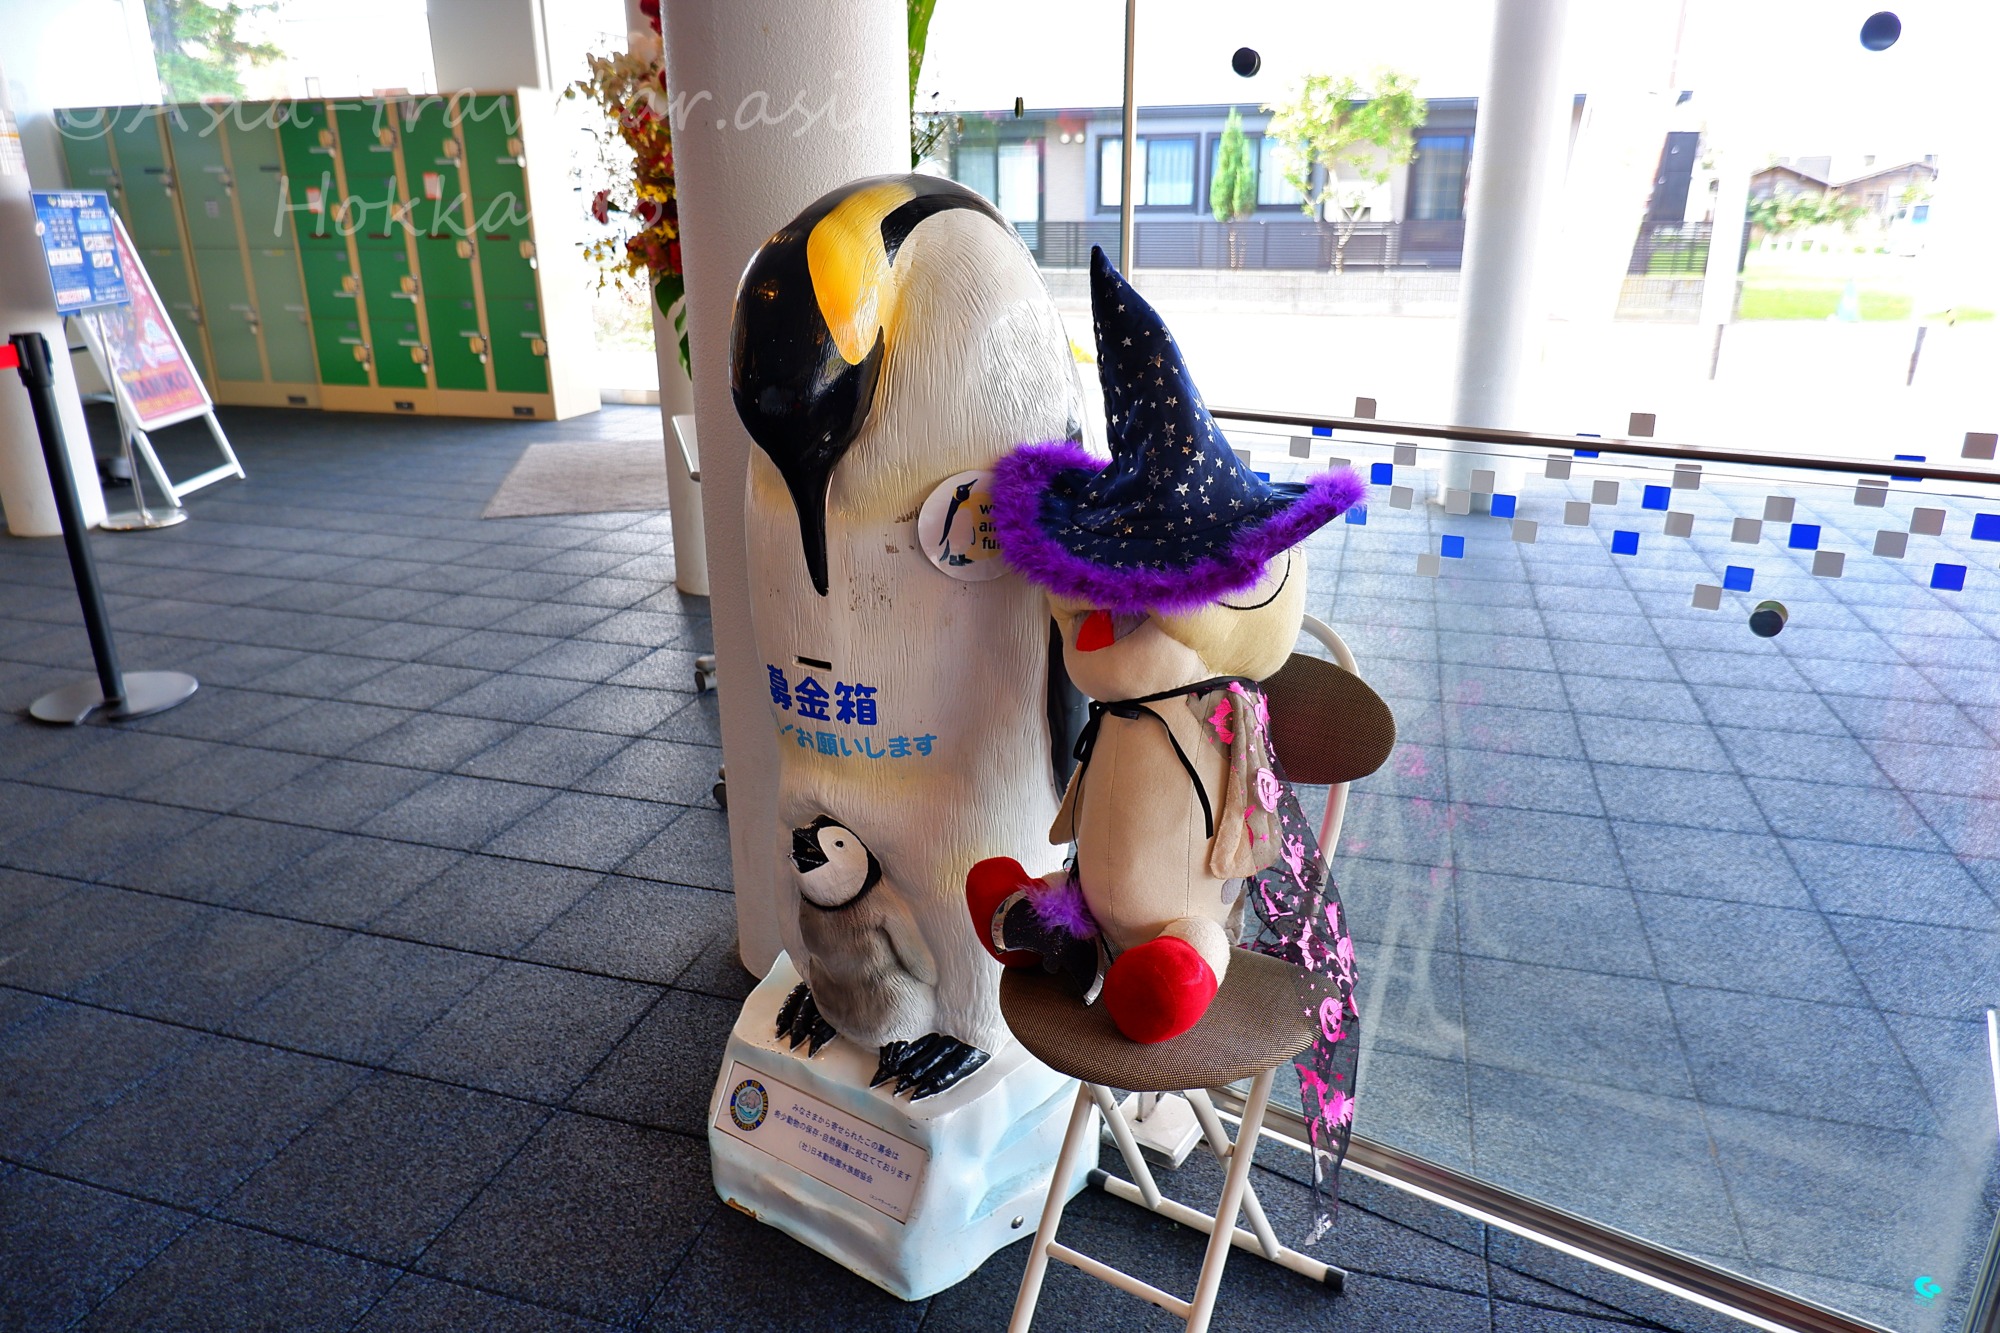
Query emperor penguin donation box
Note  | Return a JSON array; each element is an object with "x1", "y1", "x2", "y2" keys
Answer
[{"x1": 708, "y1": 175, "x2": 1094, "y2": 1298}]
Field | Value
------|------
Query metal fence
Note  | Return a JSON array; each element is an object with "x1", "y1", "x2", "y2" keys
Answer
[
  {"x1": 1022, "y1": 218, "x2": 1468, "y2": 272},
  {"x1": 1628, "y1": 220, "x2": 1713, "y2": 274}
]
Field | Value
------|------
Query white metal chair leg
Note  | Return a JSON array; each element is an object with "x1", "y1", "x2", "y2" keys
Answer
[
  {"x1": 1184, "y1": 1066, "x2": 1276, "y2": 1333},
  {"x1": 1008, "y1": 1081, "x2": 1097, "y2": 1333}
]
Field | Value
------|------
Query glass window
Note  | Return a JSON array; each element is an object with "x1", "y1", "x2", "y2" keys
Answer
[
  {"x1": 1143, "y1": 135, "x2": 1196, "y2": 207},
  {"x1": 1410, "y1": 133, "x2": 1470, "y2": 221},
  {"x1": 957, "y1": 142, "x2": 999, "y2": 207},
  {"x1": 996, "y1": 141, "x2": 1041, "y2": 223},
  {"x1": 1256, "y1": 135, "x2": 1304, "y2": 207},
  {"x1": 1098, "y1": 136, "x2": 1125, "y2": 209}
]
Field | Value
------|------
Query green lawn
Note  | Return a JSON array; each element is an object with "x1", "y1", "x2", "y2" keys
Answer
[{"x1": 1738, "y1": 281, "x2": 1911, "y2": 321}]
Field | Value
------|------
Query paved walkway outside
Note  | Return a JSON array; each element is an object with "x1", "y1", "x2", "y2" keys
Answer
[
  {"x1": 1250, "y1": 429, "x2": 2000, "y2": 1333},
  {"x1": 0, "y1": 406, "x2": 1755, "y2": 1332}
]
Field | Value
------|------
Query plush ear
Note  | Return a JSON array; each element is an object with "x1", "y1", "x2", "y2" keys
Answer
[{"x1": 1204, "y1": 684, "x2": 1283, "y2": 879}]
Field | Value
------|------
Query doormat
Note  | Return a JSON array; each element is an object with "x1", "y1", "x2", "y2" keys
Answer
[{"x1": 483, "y1": 437, "x2": 670, "y2": 518}]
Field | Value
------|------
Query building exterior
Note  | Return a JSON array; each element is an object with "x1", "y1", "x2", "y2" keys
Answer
[{"x1": 943, "y1": 99, "x2": 1479, "y2": 270}]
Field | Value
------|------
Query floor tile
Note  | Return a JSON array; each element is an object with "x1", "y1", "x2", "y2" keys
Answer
[
  {"x1": 0, "y1": 1169, "x2": 197, "y2": 1331},
  {"x1": 233, "y1": 933, "x2": 496, "y2": 1063},
  {"x1": 37, "y1": 1036, "x2": 364, "y2": 1208},
  {"x1": 225, "y1": 1071, "x2": 547, "y2": 1264},
  {"x1": 76, "y1": 1219, "x2": 398, "y2": 1332},
  {"x1": 240, "y1": 834, "x2": 463, "y2": 928},
  {"x1": 361, "y1": 774, "x2": 555, "y2": 851},
  {"x1": 0, "y1": 1004, "x2": 201, "y2": 1158},
  {"x1": 389, "y1": 962, "x2": 659, "y2": 1102},
  {"x1": 418, "y1": 1112, "x2": 711, "y2": 1326}
]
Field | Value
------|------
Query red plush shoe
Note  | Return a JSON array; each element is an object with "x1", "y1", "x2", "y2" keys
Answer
[
  {"x1": 965, "y1": 857, "x2": 1041, "y2": 967},
  {"x1": 1102, "y1": 936, "x2": 1218, "y2": 1043}
]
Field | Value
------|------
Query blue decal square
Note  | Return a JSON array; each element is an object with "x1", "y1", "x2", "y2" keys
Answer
[
  {"x1": 1491, "y1": 493, "x2": 1517, "y2": 518},
  {"x1": 1574, "y1": 449, "x2": 1601, "y2": 458},
  {"x1": 1370, "y1": 462, "x2": 1393, "y2": 485},
  {"x1": 1788, "y1": 523, "x2": 1821, "y2": 550},
  {"x1": 1440, "y1": 534, "x2": 1465, "y2": 559},
  {"x1": 1724, "y1": 565, "x2": 1754, "y2": 592},
  {"x1": 1642, "y1": 485, "x2": 1670, "y2": 511},
  {"x1": 1611, "y1": 530, "x2": 1639, "y2": 556},
  {"x1": 1972, "y1": 514, "x2": 2000, "y2": 542},
  {"x1": 1932, "y1": 563, "x2": 1967, "y2": 591},
  {"x1": 1312, "y1": 425, "x2": 1332, "y2": 437},
  {"x1": 1345, "y1": 505, "x2": 1367, "y2": 525}
]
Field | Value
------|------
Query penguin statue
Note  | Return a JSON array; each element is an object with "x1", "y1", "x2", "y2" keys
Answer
[{"x1": 730, "y1": 174, "x2": 1088, "y2": 1098}]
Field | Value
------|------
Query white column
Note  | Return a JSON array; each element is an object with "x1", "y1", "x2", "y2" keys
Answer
[
  {"x1": 1448, "y1": 0, "x2": 1573, "y2": 468},
  {"x1": 1698, "y1": 147, "x2": 1751, "y2": 335},
  {"x1": 0, "y1": 61, "x2": 106, "y2": 537},
  {"x1": 662, "y1": 0, "x2": 909, "y2": 974}
]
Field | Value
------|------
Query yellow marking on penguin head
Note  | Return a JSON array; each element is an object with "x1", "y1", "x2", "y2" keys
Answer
[{"x1": 806, "y1": 180, "x2": 916, "y2": 365}]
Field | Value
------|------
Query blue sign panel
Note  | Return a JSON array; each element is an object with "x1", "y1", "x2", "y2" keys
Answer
[{"x1": 31, "y1": 191, "x2": 129, "y2": 314}]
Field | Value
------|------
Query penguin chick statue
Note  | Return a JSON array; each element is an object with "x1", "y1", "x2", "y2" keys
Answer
[
  {"x1": 967, "y1": 248, "x2": 1367, "y2": 1049},
  {"x1": 731, "y1": 175, "x2": 1088, "y2": 1098}
]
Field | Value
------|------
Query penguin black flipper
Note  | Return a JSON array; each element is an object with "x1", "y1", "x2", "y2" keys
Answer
[{"x1": 775, "y1": 982, "x2": 839, "y2": 1056}]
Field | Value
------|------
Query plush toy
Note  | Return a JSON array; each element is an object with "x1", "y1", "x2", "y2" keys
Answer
[
  {"x1": 730, "y1": 175, "x2": 1088, "y2": 1098},
  {"x1": 965, "y1": 248, "x2": 1364, "y2": 1051}
]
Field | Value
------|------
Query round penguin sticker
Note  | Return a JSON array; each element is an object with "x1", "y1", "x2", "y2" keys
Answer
[
  {"x1": 917, "y1": 470, "x2": 1009, "y2": 581},
  {"x1": 729, "y1": 1078, "x2": 768, "y2": 1131}
]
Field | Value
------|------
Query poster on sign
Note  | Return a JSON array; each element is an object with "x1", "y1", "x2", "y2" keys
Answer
[
  {"x1": 30, "y1": 190, "x2": 128, "y2": 313},
  {"x1": 76, "y1": 213, "x2": 209, "y2": 431}
]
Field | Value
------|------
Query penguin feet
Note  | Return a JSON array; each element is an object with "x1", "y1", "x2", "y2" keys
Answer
[
  {"x1": 774, "y1": 982, "x2": 839, "y2": 1056},
  {"x1": 871, "y1": 1033, "x2": 990, "y2": 1099},
  {"x1": 1101, "y1": 936, "x2": 1219, "y2": 1044}
]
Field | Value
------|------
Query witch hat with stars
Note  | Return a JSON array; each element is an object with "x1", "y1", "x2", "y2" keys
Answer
[{"x1": 990, "y1": 248, "x2": 1364, "y2": 614}]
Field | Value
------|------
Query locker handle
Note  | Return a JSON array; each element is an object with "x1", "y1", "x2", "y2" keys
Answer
[
  {"x1": 454, "y1": 239, "x2": 472, "y2": 259},
  {"x1": 529, "y1": 336, "x2": 547, "y2": 357}
]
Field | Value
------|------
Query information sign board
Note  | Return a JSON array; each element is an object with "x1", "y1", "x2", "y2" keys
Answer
[{"x1": 31, "y1": 190, "x2": 128, "y2": 314}]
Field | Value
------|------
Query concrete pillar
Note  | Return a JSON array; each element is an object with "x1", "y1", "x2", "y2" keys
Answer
[
  {"x1": 0, "y1": 64, "x2": 106, "y2": 537},
  {"x1": 1448, "y1": 0, "x2": 1573, "y2": 472},
  {"x1": 427, "y1": 0, "x2": 552, "y2": 92},
  {"x1": 662, "y1": 0, "x2": 909, "y2": 974}
]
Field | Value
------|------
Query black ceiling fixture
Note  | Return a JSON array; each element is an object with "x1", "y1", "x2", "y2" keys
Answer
[{"x1": 1231, "y1": 47, "x2": 1261, "y2": 77}]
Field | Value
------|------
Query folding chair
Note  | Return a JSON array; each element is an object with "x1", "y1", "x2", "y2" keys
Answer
[{"x1": 1000, "y1": 616, "x2": 1397, "y2": 1333}]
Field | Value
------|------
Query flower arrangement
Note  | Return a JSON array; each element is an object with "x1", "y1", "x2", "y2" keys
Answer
[{"x1": 564, "y1": 0, "x2": 689, "y2": 374}]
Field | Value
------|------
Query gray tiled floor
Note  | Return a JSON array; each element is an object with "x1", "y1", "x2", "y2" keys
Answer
[{"x1": 0, "y1": 406, "x2": 1736, "y2": 1332}]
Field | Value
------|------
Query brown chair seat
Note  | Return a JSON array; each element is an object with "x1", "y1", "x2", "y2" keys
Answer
[{"x1": 1000, "y1": 949, "x2": 1314, "y2": 1093}]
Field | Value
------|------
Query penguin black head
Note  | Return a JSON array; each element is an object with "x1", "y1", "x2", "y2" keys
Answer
[{"x1": 730, "y1": 174, "x2": 1007, "y2": 595}]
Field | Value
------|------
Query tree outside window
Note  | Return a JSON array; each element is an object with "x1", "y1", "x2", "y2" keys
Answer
[{"x1": 1265, "y1": 68, "x2": 1425, "y2": 274}]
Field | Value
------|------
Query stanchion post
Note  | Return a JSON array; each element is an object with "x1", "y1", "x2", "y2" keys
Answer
[
  {"x1": 9, "y1": 331, "x2": 124, "y2": 706},
  {"x1": 7, "y1": 329, "x2": 197, "y2": 725}
]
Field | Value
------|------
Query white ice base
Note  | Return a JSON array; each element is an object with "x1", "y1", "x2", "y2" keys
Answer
[{"x1": 707, "y1": 952, "x2": 1091, "y2": 1300}]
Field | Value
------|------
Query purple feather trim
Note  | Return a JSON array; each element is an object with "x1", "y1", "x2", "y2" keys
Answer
[
  {"x1": 1027, "y1": 877, "x2": 1098, "y2": 939},
  {"x1": 990, "y1": 441, "x2": 1366, "y2": 614}
]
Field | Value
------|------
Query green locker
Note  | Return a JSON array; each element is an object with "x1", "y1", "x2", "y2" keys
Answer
[
  {"x1": 425, "y1": 295, "x2": 488, "y2": 391},
  {"x1": 297, "y1": 247, "x2": 359, "y2": 314},
  {"x1": 276, "y1": 106, "x2": 342, "y2": 243},
  {"x1": 413, "y1": 236, "x2": 476, "y2": 301},
  {"x1": 312, "y1": 316, "x2": 371, "y2": 386},
  {"x1": 332, "y1": 100, "x2": 402, "y2": 242},
  {"x1": 400, "y1": 98, "x2": 469, "y2": 237},
  {"x1": 477, "y1": 235, "x2": 538, "y2": 299},
  {"x1": 370, "y1": 314, "x2": 428, "y2": 389},
  {"x1": 226, "y1": 109, "x2": 292, "y2": 247},
  {"x1": 485, "y1": 295, "x2": 547, "y2": 395},
  {"x1": 248, "y1": 248, "x2": 317, "y2": 384},
  {"x1": 191, "y1": 249, "x2": 263, "y2": 381},
  {"x1": 111, "y1": 111, "x2": 184, "y2": 249},
  {"x1": 57, "y1": 110, "x2": 121, "y2": 204},
  {"x1": 460, "y1": 94, "x2": 526, "y2": 223},
  {"x1": 167, "y1": 121, "x2": 238, "y2": 248},
  {"x1": 139, "y1": 246, "x2": 212, "y2": 383},
  {"x1": 356, "y1": 247, "x2": 419, "y2": 325}
]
